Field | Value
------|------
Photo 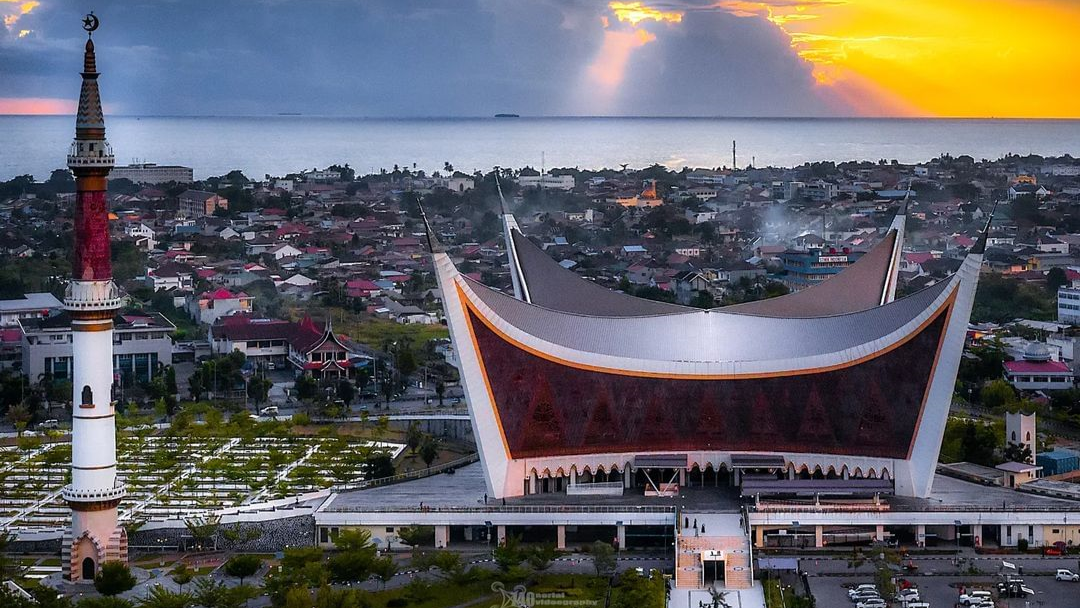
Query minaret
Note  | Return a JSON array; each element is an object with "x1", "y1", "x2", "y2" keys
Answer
[{"x1": 62, "y1": 13, "x2": 127, "y2": 582}]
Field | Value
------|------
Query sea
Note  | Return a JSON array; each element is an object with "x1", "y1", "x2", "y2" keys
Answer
[{"x1": 3, "y1": 115, "x2": 1080, "y2": 181}]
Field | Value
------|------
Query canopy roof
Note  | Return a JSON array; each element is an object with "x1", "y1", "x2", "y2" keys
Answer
[{"x1": 502, "y1": 203, "x2": 906, "y2": 318}]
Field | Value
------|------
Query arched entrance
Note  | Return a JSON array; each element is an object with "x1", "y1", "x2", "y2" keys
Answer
[{"x1": 82, "y1": 557, "x2": 95, "y2": 581}]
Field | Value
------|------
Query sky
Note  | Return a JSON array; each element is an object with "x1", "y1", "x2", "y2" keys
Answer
[{"x1": 1, "y1": 0, "x2": 1078, "y2": 118}]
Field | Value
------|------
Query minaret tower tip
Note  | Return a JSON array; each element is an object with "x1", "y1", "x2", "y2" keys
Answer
[{"x1": 63, "y1": 12, "x2": 127, "y2": 582}]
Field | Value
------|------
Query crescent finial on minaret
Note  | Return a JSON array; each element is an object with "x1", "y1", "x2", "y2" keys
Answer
[{"x1": 82, "y1": 12, "x2": 99, "y2": 35}]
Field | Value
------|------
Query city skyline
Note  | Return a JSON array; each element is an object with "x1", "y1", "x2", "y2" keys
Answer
[{"x1": 1, "y1": 0, "x2": 1078, "y2": 119}]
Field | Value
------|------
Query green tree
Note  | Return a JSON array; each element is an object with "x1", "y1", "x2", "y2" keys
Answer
[
  {"x1": 170, "y1": 563, "x2": 194, "y2": 593},
  {"x1": 591, "y1": 540, "x2": 617, "y2": 577},
  {"x1": 0, "y1": 532, "x2": 26, "y2": 579},
  {"x1": 295, "y1": 375, "x2": 318, "y2": 401},
  {"x1": 327, "y1": 529, "x2": 377, "y2": 583},
  {"x1": 138, "y1": 586, "x2": 193, "y2": 608},
  {"x1": 370, "y1": 555, "x2": 397, "y2": 590},
  {"x1": 526, "y1": 542, "x2": 559, "y2": 572},
  {"x1": 405, "y1": 422, "x2": 423, "y2": 455},
  {"x1": 335, "y1": 379, "x2": 355, "y2": 404},
  {"x1": 419, "y1": 434, "x2": 440, "y2": 468},
  {"x1": 395, "y1": 525, "x2": 434, "y2": 550},
  {"x1": 980, "y1": 379, "x2": 1017, "y2": 410},
  {"x1": 493, "y1": 535, "x2": 523, "y2": 573},
  {"x1": 1004, "y1": 441, "x2": 1033, "y2": 464},
  {"x1": 94, "y1": 561, "x2": 137, "y2": 596},
  {"x1": 1047, "y1": 267, "x2": 1068, "y2": 294},
  {"x1": 223, "y1": 555, "x2": 262, "y2": 585},
  {"x1": 434, "y1": 380, "x2": 446, "y2": 407}
]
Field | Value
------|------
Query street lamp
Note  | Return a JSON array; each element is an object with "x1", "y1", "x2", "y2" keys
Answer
[
  {"x1": 955, "y1": 520, "x2": 963, "y2": 567},
  {"x1": 485, "y1": 521, "x2": 493, "y2": 558}
]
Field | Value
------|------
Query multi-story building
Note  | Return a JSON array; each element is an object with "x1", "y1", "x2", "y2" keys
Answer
[
  {"x1": 1057, "y1": 287, "x2": 1080, "y2": 324},
  {"x1": 109, "y1": 163, "x2": 193, "y2": 185},
  {"x1": 178, "y1": 189, "x2": 228, "y2": 218},
  {"x1": 516, "y1": 173, "x2": 575, "y2": 190},
  {"x1": 780, "y1": 247, "x2": 865, "y2": 290},
  {"x1": 19, "y1": 311, "x2": 175, "y2": 387}
]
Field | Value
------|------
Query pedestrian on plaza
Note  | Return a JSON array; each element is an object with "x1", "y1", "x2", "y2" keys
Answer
[
  {"x1": 484, "y1": 493, "x2": 488, "y2": 504},
  {"x1": 701, "y1": 525, "x2": 706, "y2": 534}
]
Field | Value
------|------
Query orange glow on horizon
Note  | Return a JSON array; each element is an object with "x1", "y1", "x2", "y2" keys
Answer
[
  {"x1": 711, "y1": 0, "x2": 1080, "y2": 118},
  {"x1": 0, "y1": 98, "x2": 77, "y2": 115},
  {"x1": 610, "y1": 1, "x2": 684, "y2": 26}
]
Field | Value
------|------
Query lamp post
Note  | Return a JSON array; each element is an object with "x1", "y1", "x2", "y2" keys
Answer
[
  {"x1": 485, "y1": 521, "x2": 493, "y2": 558},
  {"x1": 955, "y1": 520, "x2": 963, "y2": 568}
]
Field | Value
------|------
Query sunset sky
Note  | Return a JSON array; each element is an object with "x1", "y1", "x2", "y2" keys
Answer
[{"x1": 1, "y1": 0, "x2": 1078, "y2": 118}]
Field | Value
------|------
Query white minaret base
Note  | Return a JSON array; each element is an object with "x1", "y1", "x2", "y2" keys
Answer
[{"x1": 64, "y1": 281, "x2": 126, "y2": 581}]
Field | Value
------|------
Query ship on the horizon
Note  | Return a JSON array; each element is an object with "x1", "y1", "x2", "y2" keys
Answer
[{"x1": 494, "y1": 113, "x2": 520, "y2": 118}]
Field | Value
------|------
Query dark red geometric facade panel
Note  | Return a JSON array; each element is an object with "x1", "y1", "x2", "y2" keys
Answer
[
  {"x1": 73, "y1": 190, "x2": 112, "y2": 281},
  {"x1": 468, "y1": 308, "x2": 949, "y2": 461}
]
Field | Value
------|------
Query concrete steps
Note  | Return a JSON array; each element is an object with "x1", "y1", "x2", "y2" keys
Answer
[{"x1": 675, "y1": 515, "x2": 753, "y2": 590}]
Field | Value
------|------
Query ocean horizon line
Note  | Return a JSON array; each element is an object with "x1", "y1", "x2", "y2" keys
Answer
[{"x1": 3, "y1": 113, "x2": 1080, "y2": 122}]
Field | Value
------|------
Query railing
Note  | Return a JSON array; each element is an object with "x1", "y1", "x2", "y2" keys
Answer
[
  {"x1": 748, "y1": 501, "x2": 1080, "y2": 514},
  {"x1": 332, "y1": 453, "x2": 479, "y2": 491},
  {"x1": 323, "y1": 503, "x2": 677, "y2": 514},
  {"x1": 62, "y1": 484, "x2": 125, "y2": 502}
]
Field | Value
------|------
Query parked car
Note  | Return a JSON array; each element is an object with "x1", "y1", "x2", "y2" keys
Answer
[
  {"x1": 38, "y1": 419, "x2": 59, "y2": 429},
  {"x1": 850, "y1": 591, "x2": 880, "y2": 603},
  {"x1": 1056, "y1": 568, "x2": 1079, "y2": 581},
  {"x1": 259, "y1": 406, "x2": 279, "y2": 416},
  {"x1": 856, "y1": 599, "x2": 886, "y2": 608},
  {"x1": 959, "y1": 591, "x2": 992, "y2": 605}
]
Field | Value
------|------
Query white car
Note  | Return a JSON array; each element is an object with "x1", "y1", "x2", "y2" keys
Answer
[
  {"x1": 850, "y1": 591, "x2": 880, "y2": 603},
  {"x1": 959, "y1": 591, "x2": 992, "y2": 605},
  {"x1": 1056, "y1": 568, "x2": 1079, "y2": 581},
  {"x1": 895, "y1": 589, "x2": 920, "y2": 602},
  {"x1": 848, "y1": 585, "x2": 877, "y2": 600},
  {"x1": 856, "y1": 599, "x2": 887, "y2": 608}
]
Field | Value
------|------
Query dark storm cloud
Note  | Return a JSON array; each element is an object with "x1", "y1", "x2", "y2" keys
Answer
[{"x1": 0, "y1": 0, "x2": 847, "y2": 116}]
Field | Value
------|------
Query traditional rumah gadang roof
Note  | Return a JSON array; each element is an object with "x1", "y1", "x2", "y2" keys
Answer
[
  {"x1": 429, "y1": 196, "x2": 986, "y2": 499},
  {"x1": 498, "y1": 184, "x2": 908, "y2": 318}
]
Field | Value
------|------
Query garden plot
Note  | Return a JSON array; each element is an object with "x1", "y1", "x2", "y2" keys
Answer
[{"x1": 0, "y1": 434, "x2": 404, "y2": 534}]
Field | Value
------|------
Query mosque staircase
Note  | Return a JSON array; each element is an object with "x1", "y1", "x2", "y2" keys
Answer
[{"x1": 675, "y1": 513, "x2": 753, "y2": 591}]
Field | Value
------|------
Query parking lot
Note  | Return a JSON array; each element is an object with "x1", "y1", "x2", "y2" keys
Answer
[{"x1": 808, "y1": 574, "x2": 1078, "y2": 607}]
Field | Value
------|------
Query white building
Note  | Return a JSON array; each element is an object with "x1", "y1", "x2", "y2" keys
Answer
[
  {"x1": 19, "y1": 311, "x2": 175, "y2": 386},
  {"x1": 516, "y1": 173, "x2": 575, "y2": 191},
  {"x1": 109, "y1": 163, "x2": 193, "y2": 185},
  {"x1": 1057, "y1": 287, "x2": 1080, "y2": 324},
  {"x1": 1003, "y1": 343, "x2": 1073, "y2": 391},
  {"x1": 0, "y1": 292, "x2": 63, "y2": 326},
  {"x1": 186, "y1": 288, "x2": 255, "y2": 326},
  {"x1": 437, "y1": 176, "x2": 475, "y2": 192}
]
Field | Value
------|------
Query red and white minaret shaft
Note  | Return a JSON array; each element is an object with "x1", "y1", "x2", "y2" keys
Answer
[{"x1": 63, "y1": 13, "x2": 127, "y2": 581}]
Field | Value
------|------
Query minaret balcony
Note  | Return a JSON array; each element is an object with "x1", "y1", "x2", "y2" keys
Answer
[
  {"x1": 62, "y1": 483, "x2": 125, "y2": 503},
  {"x1": 65, "y1": 281, "x2": 122, "y2": 311},
  {"x1": 67, "y1": 140, "x2": 115, "y2": 169}
]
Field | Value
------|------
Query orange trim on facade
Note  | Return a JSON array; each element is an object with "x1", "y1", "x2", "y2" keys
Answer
[
  {"x1": 456, "y1": 280, "x2": 958, "y2": 381},
  {"x1": 456, "y1": 287, "x2": 513, "y2": 461}
]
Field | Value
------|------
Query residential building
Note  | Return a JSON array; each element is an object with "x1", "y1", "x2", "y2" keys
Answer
[
  {"x1": 186, "y1": 288, "x2": 254, "y2": 325},
  {"x1": 145, "y1": 263, "x2": 194, "y2": 292},
  {"x1": 178, "y1": 189, "x2": 228, "y2": 218},
  {"x1": 19, "y1": 311, "x2": 174, "y2": 386},
  {"x1": 109, "y1": 163, "x2": 193, "y2": 185}
]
